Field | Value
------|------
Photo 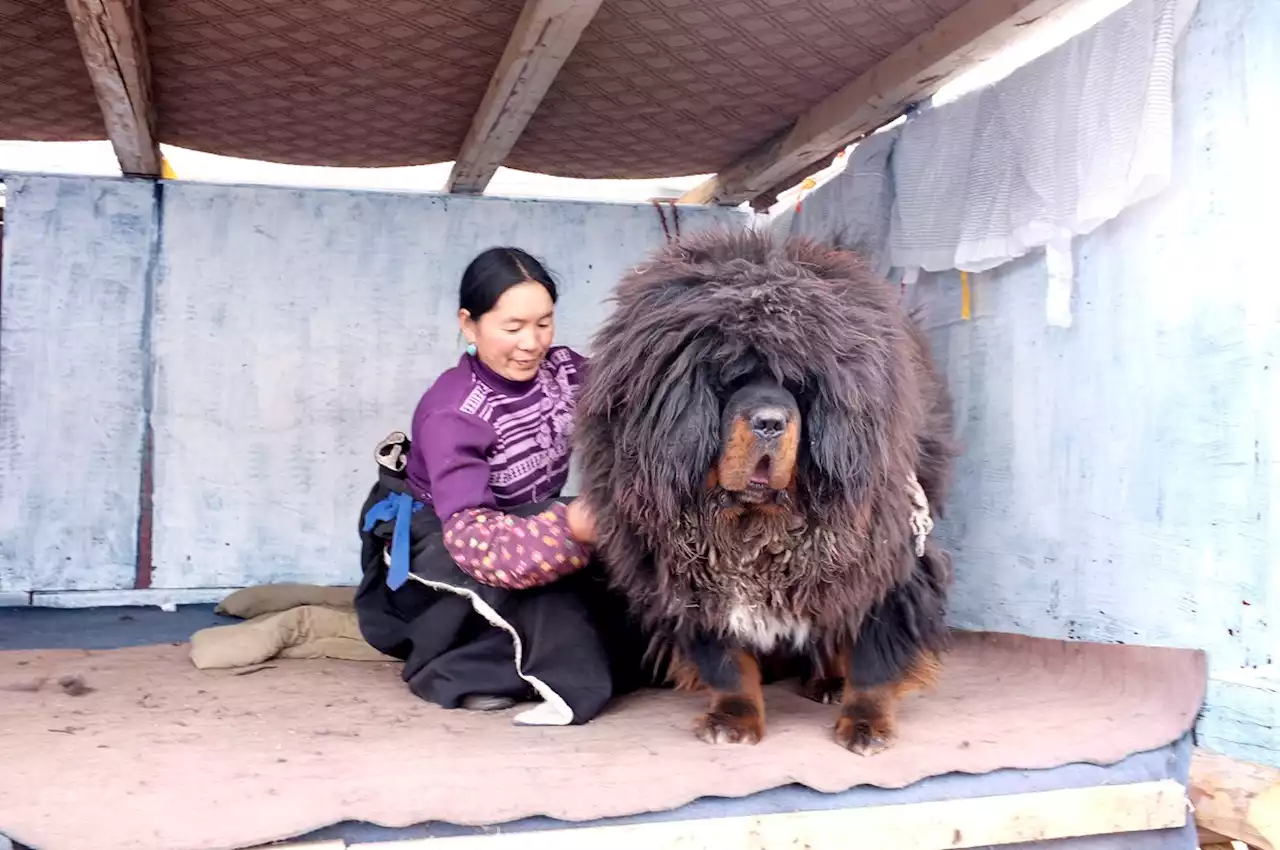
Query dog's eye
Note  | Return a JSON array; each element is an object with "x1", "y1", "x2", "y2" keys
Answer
[
  {"x1": 718, "y1": 349, "x2": 762, "y2": 387},
  {"x1": 793, "y1": 381, "x2": 817, "y2": 410}
]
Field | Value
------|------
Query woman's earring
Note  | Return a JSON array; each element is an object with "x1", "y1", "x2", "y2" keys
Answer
[{"x1": 465, "y1": 342, "x2": 477, "y2": 356}]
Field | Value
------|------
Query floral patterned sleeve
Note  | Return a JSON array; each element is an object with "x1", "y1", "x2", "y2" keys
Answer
[{"x1": 442, "y1": 502, "x2": 592, "y2": 589}]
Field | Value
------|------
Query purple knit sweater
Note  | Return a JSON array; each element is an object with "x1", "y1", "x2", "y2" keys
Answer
[{"x1": 405, "y1": 347, "x2": 590, "y2": 588}]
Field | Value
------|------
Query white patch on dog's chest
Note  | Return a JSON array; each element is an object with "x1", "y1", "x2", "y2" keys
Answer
[{"x1": 725, "y1": 604, "x2": 811, "y2": 653}]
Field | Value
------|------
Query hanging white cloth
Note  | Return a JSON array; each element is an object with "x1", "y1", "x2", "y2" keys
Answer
[
  {"x1": 890, "y1": 0, "x2": 1198, "y2": 274},
  {"x1": 776, "y1": 0, "x2": 1199, "y2": 326},
  {"x1": 788, "y1": 126, "x2": 900, "y2": 277}
]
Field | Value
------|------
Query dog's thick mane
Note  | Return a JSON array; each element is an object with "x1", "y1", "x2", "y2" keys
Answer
[{"x1": 575, "y1": 228, "x2": 957, "y2": 646}]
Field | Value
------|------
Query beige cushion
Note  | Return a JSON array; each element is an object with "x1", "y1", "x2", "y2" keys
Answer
[
  {"x1": 215, "y1": 583, "x2": 357, "y2": 619},
  {"x1": 190, "y1": 604, "x2": 394, "y2": 670}
]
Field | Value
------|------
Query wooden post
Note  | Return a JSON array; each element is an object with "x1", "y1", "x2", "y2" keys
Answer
[
  {"x1": 64, "y1": 0, "x2": 160, "y2": 177},
  {"x1": 679, "y1": 0, "x2": 1084, "y2": 206},
  {"x1": 445, "y1": 0, "x2": 603, "y2": 195}
]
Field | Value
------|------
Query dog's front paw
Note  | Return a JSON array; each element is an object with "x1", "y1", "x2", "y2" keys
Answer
[
  {"x1": 835, "y1": 708, "x2": 895, "y2": 756},
  {"x1": 694, "y1": 695, "x2": 765, "y2": 745},
  {"x1": 695, "y1": 712, "x2": 763, "y2": 745}
]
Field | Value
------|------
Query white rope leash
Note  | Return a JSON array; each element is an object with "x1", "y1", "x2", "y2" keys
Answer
[{"x1": 906, "y1": 472, "x2": 934, "y2": 557}]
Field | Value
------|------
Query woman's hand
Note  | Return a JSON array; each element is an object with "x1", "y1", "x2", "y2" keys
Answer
[{"x1": 566, "y1": 498, "x2": 597, "y2": 546}]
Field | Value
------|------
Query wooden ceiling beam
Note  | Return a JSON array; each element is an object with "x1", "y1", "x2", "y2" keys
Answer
[
  {"x1": 446, "y1": 0, "x2": 603, "y2": 195},
  {"x1": 65, "y1": 0, "x2": 160, "y2": 177},
  {"x1": 679, "y1": 0, "x2": 1081, "y2": 206}
]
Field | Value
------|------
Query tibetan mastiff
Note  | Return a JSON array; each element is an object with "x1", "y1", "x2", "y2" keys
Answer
[{"x1": 574, "y1": 228, "x2": 959, "y2": 754}]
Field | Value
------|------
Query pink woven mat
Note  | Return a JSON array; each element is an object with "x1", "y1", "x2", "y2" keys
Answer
[{"x1": 0, "y1": 630, "x2": 1205, "y2": 850}]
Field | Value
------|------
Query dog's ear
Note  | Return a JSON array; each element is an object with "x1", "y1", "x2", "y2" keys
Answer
[
  {"x1": 801, "y1": 381, "x2": 876, "y2": 507},
  {"x1": 618, "y1": 345, "x2": 720, "y2": 523}
]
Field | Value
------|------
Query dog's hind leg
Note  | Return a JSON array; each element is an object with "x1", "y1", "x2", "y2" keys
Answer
[
  {"x1": 799, "y1": 645, "x2": 845, "y2": 705},
  {"x1": 835, "y1": 549, "x2": 950, "y2": 755},
  {"x1": 672, "y1": 635, "x2": 766, "y2": 745}
]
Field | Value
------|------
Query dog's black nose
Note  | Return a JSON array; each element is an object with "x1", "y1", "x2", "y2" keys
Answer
[{"x1": 751, "y1": 411, "x2": 786, "y2": 439}]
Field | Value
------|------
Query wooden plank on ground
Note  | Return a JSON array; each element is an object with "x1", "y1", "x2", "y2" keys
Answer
[
  {"x1": 1197, "y1": 824, "x2": 1236, "y2": 846},
  {"x1": 678, "y1": 0, "x2": 1082, "y2": 206},
  {"x1": 1191, "y1": 748, "x2": 1280, "y2": 850},
  {"x1": 64, "y1": 0, "x2": 160, "y2": 176},
  {"x1": 445, "y1": 0, "x2": 603, "y2": 195},
  {"x1": 345, "y1": 780, "x2": 1187, "y2": 850}
]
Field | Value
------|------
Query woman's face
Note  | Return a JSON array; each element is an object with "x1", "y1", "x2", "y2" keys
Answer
[{"x1": 461, "y1": 281, "x2": 556, "y2": 382}]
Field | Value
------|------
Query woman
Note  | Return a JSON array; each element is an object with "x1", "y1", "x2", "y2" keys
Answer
[{"x1": 355, "y1": 247, "x2": 649, "y2": 727}]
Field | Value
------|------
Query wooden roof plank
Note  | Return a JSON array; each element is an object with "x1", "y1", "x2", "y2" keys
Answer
[
  {"x1": 64, "y1": 0, "x2": 159, "y2": 177},
  {"x1": 679, "y1": 0, "x2": 1081, "y2": 206},
  {"x1": 446, "y1": 0, "x2": 604, "y2": 195}
]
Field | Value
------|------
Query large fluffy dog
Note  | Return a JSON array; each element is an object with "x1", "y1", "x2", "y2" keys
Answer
[{"x1": 575, "y1": 229, "x2": 959, "y2": 754}]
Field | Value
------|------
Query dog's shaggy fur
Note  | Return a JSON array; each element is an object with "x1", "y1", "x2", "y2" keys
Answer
[{"x1": 575, "y1": 229, "x2": 960, "y2": 753}]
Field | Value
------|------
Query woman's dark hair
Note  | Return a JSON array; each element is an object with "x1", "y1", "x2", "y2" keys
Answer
[{"x1": 459, "y1": 247, "x2": 558, "y2": 319}]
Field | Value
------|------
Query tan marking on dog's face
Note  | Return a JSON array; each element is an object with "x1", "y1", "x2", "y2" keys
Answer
[
  {"x1": 772, "y1": 418, "x2": 800, "y2": 489},
  {"x1": 715, "y1": 413, "x2": 800, "y2": 501},
  {"x1": 717, "y1": 417, "x2": 759, "y2": 491}
]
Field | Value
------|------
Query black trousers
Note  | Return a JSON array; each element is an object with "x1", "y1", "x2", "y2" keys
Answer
[{"x1": 354, "y1": 461, "x2": 654, "y2": 724}]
